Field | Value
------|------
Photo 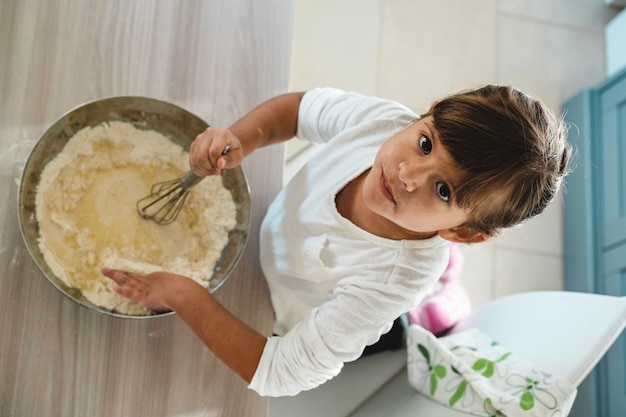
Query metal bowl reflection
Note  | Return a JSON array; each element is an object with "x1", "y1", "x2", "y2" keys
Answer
[{"x1": 18, "y1": 96, "x2": 251, "y2": 319}]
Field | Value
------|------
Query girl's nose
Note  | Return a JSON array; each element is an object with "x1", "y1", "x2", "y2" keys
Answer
[{"x1": 398, "y1": 161, "x2": 427, "y2": 192}]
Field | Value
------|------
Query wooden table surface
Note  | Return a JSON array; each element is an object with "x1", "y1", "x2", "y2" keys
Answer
[{"x1": 0, "y1": 1, "x2": 293, "y2": 416}]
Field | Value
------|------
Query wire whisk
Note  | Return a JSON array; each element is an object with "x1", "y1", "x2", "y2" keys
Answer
[{"x1": 137, "y1": 144, "x2": 231, "y2": 225}]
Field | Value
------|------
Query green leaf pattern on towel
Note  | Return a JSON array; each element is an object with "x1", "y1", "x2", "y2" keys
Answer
[
  {"x1": 483, "y1": 398, "x2": 507, "y2": 417},
  {"x1": 407, "y1": 327, "x2": 577, "y2": 417},
  {"x1": 416, "y1": 343, "x2": 447, "y2": 396},
  {"x1": 472, "y1": 352, "x2": 512, "y2": 378},
  {"x1": 444, "y1": 364, "x2": 481, "y2": 408},
  {"x1": 449, "y1": 379, "x2": 467, "y2": 406},
  {"x1": 505, "y1": 374, "x2": 559, "y2": 411},
  {"x1": 415, "y1": 339, "x2": 561, "y2": 414}
]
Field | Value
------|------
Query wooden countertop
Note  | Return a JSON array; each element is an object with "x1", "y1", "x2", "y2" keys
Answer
[{"x1": 0, "y1": 1, "x2": 293, "y2": 415}]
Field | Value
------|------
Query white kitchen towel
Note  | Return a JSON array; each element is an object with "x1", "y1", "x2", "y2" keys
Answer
[{"x1": 407, "y1": 326, "x2": 577, "y2": 417}]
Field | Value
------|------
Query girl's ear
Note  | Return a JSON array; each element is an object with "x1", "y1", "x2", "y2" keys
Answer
[{"x1": 438, "y1": 226, "x2": 489, "y2": 244}]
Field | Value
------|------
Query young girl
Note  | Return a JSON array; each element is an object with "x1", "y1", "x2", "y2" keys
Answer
[{"x1": 103, "y1": 86, "x2": 571, "y2": 396}]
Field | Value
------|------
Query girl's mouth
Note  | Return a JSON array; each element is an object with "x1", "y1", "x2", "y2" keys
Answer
[{"x1": 380, "y1": 171, "x2": 396, "y2": 204}]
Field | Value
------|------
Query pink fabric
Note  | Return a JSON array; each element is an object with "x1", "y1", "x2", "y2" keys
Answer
[
  {"x1": 407, "y1": 244, "x2": 471, "y2": 335},
  {"x1": 439, "y1": 244, "x2": 463, "y2": 284}
]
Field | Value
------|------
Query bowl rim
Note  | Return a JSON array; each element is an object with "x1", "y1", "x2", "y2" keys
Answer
[{"x1": 17, "y1": 95, "x2": 251, "y2": 319}]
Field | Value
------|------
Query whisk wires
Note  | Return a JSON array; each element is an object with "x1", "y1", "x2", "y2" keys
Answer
[
  {"x1": 136, "y1": 178, "x2": 192, "y2": 225},
  {"x1": 136, "y1": 144, "x2": 233, "y2": 225}
]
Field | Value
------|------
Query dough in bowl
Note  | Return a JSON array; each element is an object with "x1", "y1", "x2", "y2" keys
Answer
[{"x1": 36, "y1": 121, "x2": 236, "y2": 315}]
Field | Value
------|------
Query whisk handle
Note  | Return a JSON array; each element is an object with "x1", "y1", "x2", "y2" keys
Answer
[{"x1": 179, "y1": 170, "x2": 203, "y2": 191}]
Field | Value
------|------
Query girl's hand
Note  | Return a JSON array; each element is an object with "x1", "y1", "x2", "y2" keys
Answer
[
  {"x1": 189, "y1": 127, "x2": 244, "y2": 177},
  {"x1": 101, "y1": 268, "x2": 197, "y2": 312}
]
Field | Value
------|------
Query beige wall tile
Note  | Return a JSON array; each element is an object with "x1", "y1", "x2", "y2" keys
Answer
[
  {"x1": 378, "y1": 0, "x2": 497, "y2": 112},
  {"x1": 494, "y1": 248, "x2": 564, "y2": 297},
  {"x1": 493, "y1": 191, "x2": 565, "y2": 255},
  {"x1": 458, "y1": 242, "x2": 496, "y2": 308},
  {"x1": 289, "y1": 0, "x2": 381, "y2": 94},
  {"x1": 287, "y1": 0, "x2": 382, "y2": 161},
  {"x1": 496, "y1": 15, "x2": 606, "y2": 110},
  {"x1": 498, "y1": 0, "x2": 619, "y2": 30}
]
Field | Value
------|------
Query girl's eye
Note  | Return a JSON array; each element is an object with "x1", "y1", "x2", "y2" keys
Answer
[
  {"x1": 436, "y1": 182, "x2": 450, "y2": 202},
  {"x1": 419, "y1": 136, "x2": 432, "y2": 155}
]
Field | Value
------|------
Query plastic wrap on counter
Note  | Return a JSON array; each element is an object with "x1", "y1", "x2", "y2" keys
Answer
[{"x1": 0, "y1": 127, "x2": 40, "y2": 280}]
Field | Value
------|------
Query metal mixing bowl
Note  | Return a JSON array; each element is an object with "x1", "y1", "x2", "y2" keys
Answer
[{"x1": 18, "y1": 96, "x2": 251, "y2": 318}]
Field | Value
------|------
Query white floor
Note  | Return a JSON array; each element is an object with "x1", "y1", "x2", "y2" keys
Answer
[{"x1": 285, "y1": 0, "x2": 619, "y2": 308}]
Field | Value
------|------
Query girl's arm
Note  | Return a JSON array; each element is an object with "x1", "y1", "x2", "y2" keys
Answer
[
  {"x1": 230, "y1": 91, "x2": 305, "y2": 156},
  {"x1": 102, "y1": 93, "x2": 306, "y2": 381},
  {"x1": 102, "y1": 268, "x2": 265, "y2": 383},
  {"x1": 189, "y1": 92, "x2": 305, "y2": 176}
]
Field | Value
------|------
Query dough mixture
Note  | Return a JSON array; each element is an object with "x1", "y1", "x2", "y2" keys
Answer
[{"x1": 36, "y1": 121, "x2": 237, "y2": 315}]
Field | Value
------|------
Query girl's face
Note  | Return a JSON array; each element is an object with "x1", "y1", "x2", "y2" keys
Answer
[{"x1": 362, "y1": 115, "x2": 475, "y2": 240}]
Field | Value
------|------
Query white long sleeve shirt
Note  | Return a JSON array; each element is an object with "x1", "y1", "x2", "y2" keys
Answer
[{"x1": 249, "y1": 88, "x2": 450, "y2": 396}]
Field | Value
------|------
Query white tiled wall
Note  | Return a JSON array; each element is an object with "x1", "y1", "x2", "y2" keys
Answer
[
  {"x1": 287, "y1": 0, "x2": 618, "y2": 307},
  {"x1": 377, "y1": 0, "x2": 497, "y2": 112}
]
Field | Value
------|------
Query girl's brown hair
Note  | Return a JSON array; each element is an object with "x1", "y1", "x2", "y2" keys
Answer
[{"x1": 431, "y1": 85, "x2": 572, "y2": 236}]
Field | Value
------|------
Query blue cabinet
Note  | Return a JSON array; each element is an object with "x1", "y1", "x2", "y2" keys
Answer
[
  {"x1": 563, "y1": 67, "x2": 626, "y2": 417},
  {"x1": 600, "y1": 75, "x2": 626, "y2": 249}
]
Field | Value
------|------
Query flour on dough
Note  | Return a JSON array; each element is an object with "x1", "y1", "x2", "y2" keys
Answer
[{"x1": 36, "y1": 121, "x2": 237, "y2": 315}]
